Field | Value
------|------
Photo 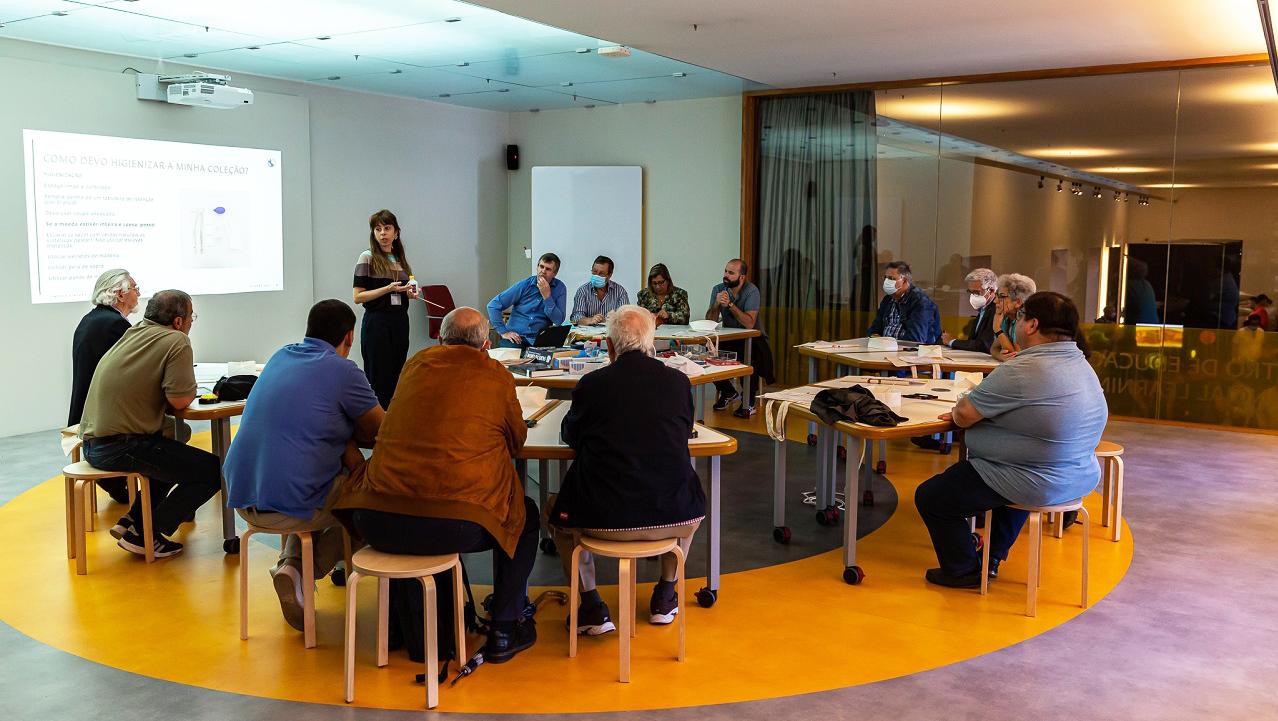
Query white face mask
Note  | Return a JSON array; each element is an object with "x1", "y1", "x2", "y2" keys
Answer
[
  {"x1": 882, "y1": 277, "x2": 899, "y2": 295},
  {"x1": 969, "y1": 293, "x2": 989, "y2": 311}
]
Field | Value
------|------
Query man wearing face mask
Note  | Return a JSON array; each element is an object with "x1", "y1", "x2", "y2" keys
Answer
[
  {"x1": 570, "y1": 255, "x2": 630, "y2": 325},
  {"x1": 941, "y1": 268, "x2": 999, "y2": 353},
  {"x1": 913, "y1": 292, "x2": 1107, "y2": 589},
  {"x1": 868, "y1": 261, "x2": 941, "y2": 343}
]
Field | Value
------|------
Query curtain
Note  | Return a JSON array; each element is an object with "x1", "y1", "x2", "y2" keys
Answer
[{"x1": 755, "y1": 91, "x2": 877, "y2": 385}]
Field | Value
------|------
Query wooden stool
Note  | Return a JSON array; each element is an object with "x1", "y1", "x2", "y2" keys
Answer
[
  {"x1": 63, "y1": 462, "x2": 153, "y2": 574},
  {"x1": 568, "y1": 537, "x2": 686, "y2": 683},
  {"x1": 343, "y1": 549, "x2": 465, "y2": 709},
  {"x1": 238, "y1": 523, "x2": 352, "y2": 649},
  {"x1": 1095, "y1": 441, "x2": 1125, "y2": 542},
  {"x1": 980, "y1": 499, "x2": 1089, "y2": 617}
]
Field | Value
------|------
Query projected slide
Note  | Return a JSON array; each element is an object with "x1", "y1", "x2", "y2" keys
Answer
[{"x1": 23, "y1": 129, "x2": 283, "y2": 304}]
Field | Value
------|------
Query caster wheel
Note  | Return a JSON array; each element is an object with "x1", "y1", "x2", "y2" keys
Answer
[
  {"x1": 862, "y1": 490, "x2": 875, "y2": 507},
  {"x1": 539, "y1": 537, "x2": 557, "y2": 555},
  {"x1": 842, "y1": 566, "x2": 866, "y2": 585},
  {"x1": 875, "y1": 460, "x2": 887, "y2": 474},
  {"x1": 836, "y1": 446, "x2": 847, "y2": 462},
  {"x1": 696, "y1": 588, "x2": 718, "y2": 608},
  {"x1": 972, "y1": 532, "x2": 984, "y2": 553},
  {"x1": 815, "y1": 509, "x2": 831, "y2": 526},
  {"x1": 773, "y1": 526, "x2": 792, "y2": 544},
  {"x1": 223, "y1": 537, "x2": 240, "y2": 554},
  {"x1": 807, "y1": 433, "x2": 818, "y2": 446},
  {"x1": 829, "y1": 507, "x2": 841, "y2": 523}
]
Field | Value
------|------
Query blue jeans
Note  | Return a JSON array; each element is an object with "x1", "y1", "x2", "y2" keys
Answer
[
  {"x1": 914, "y1": 460, "x2": 1029, "y2": 576},
  {"x1": 84, "y1": 433, "x2": 222, "y2": 537}
]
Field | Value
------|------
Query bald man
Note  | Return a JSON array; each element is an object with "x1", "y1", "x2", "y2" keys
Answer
[{"x1": 333, "y1": 306, "x2": 540, "y2": 666}]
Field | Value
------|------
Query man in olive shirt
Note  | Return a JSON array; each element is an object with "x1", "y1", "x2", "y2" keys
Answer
[{"x1": 80, "y1": 290, "x2": 221, "y2": 558}]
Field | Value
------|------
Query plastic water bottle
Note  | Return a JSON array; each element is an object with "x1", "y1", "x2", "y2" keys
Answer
[{"x1": 407, "y1": 275, "x2": 419, "y2": 295}]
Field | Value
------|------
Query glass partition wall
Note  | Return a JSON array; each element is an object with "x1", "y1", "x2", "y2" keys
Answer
[{"x1": 748, "y1": 61, "x2": 1278, "y2": 430}]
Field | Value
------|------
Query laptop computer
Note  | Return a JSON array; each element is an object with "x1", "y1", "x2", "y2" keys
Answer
[{"x1": 529, "y1": 323, "x2": 571, "y2": 349}]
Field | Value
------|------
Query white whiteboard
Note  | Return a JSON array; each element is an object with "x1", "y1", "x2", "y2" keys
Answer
[{"x1": 531, "y1": 166, "x2": 643, "y2": 302}]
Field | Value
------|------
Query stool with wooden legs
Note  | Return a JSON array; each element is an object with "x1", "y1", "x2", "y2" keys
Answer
[
  {"x1": 980, "y1": 498, "x2": 1089, "y2": 617},
  {"x1": 343, "y1": 549, "x2": 465, "y2": 710},
  {"x1": 1095, "y1": 441, "x2": 1125, "y2": 542},
  {"x1": 63, "y1": 462, "x2": 153, "y2": 574},
  {"x1": 568, "y1": 537, "x2": 686, "y2": 683},
  {"x1": 238, "y1": 523, "x2": 353, "y2": 649}
]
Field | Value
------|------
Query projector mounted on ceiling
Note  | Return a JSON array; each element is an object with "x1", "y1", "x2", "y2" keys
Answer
[{"x1": 136, "y1": 73, "x2": 254, "y2": 109}]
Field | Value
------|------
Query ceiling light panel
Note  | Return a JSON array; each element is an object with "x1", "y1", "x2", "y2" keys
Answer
[
  {"x1": 450, "y1": 49, "x2": 683, "y2": 87},
  {"x1": 106, "y1": 0, "x2": 432, "y2": 42},
  {"x1": 1, "y1": 5, "x2": 266, "y2": 56},
  {"x1": 340, "y1": 67, "x2": 521, "y2": 97},
  {"x1": 572, "y1": 72, "x2": 756, "y2": 105},
  {"x1": 296, "y1": 7, "x2": 599, "y2": 68},
  {"x1": 186, "y1": 41, "x2": 400, "y2": 79}
]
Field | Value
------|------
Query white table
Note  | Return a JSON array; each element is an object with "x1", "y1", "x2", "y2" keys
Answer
[{"x1": 760, "y1": 376, "x2": 966, "y2": 584}]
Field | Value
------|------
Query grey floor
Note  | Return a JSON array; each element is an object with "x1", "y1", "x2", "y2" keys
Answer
[{"x1": 1, "y1": 421, "x2": 1275, "y2": 720}]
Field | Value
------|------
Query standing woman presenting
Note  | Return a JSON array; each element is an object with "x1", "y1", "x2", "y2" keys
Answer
[{"x1": 353, "y1": 209, "x2": 419, "y2": 408}]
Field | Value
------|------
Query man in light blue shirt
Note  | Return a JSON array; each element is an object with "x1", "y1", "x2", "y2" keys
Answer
[
  {"x1": 225, "y1": 300, "x2": 384, "y2": 630},
  {"x1": 914, "y1": 291, "x2": 1107, "y2": 589},
  {"x1": 487, "y1": 252, "x2": 567, "y2": 347}
]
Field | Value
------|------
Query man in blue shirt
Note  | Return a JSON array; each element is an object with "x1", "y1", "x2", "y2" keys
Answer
[
  {"x1": 868, "y1": 260, "x2": 941, "y2": 343},
  {"x1": 914, "y1": 292, "x2": 1107, "y2": 589},
  {"x1": 487, "y1": 252, "x2": 567, "y2": 347},
  {"x1": 225, "y1": 299, "x2": 384, "y2": 631}
]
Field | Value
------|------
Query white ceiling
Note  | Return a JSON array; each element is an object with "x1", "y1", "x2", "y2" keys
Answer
[
  {"x1": 0, "y1": 0, "x2": 762, "y2": 111},
  {"x1": 469, "y1": 0, "x2": 1270, "y2": 87}
]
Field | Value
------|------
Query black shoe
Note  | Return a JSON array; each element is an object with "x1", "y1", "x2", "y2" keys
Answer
[
  {"x1": 925, "y1": 567, "x2": 982, "y2": 589},
  {"x1": 910, "y1": 435, "x2": 942, "y2": 451},
  {"x1": 102, "y1": 483, "x2": 131, "y2": 506},
  {"x1": 1060, "y1": 510, "x2": 1079, "y2": 530},
  {"x1": 484, "y1": 620, "x2": 536, "y2": 664},
  {"x1": 733, "y1": 405, "x2": 757, "y2": 418},
  {"x1": 713, "y1": 392, "x2": 740, "y2": 411},
  {"x1": 567, "y1": 600, "x2": 616, "y2": 636},
  {"x1": 109, "y1": 516, "x2": 134, "y2": 540},
  {"x1": 987, "y1": 558, "x2": 1001, "y2": 579},
  {"x1": 117, "y1": 528, "x2": 183, "y2": 558},
  {"x1": 649, "y1": 588, "x2": 679, "y2": 625}
]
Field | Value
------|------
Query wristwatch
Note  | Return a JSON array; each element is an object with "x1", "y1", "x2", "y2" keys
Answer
[{"x1": 994, "y1": 329, "x2": 1005, "y2": 338}]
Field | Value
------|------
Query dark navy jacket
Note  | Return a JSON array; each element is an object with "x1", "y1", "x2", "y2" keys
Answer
[{"x1": 867, "y1": 285, "x2": 941, "y2": 343}]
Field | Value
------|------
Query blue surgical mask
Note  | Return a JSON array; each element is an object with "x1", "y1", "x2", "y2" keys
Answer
[{"x1": 590, "y1": 274, "x2": 607, "y2": 289}]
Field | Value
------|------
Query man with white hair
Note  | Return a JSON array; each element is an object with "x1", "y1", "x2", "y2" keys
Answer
[
  {"x1": 942, "y1": 268, "x2": 999, "y2": 354},
  {"x1": 68, "y1": 269, "x2": 141, "y2": 504},
  {"x1": 548, "y1": 305, "x2": 706, "y2": 633}
]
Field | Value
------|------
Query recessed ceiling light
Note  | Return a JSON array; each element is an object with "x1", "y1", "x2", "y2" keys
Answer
[
  {"x1": 439, "y1": 93, "x2": 451, "y2": 98},
  {"x1": 575, "y1": 48, "x2": 591, "y2": 53},
  {"x1": 183, "y1": 53, "x2": 198, "y2": 58},
  {"x1": 247, "y1": 46, "x2": 260, "y2": 50},
  {"x1": 672, "y1": 72, "x2": 687, "y2": 78},
  {"x1": 560, "y1": 81, "x2": 573, "y2": 87},
  {"x1": 316, "y1": 36, "x2": 331, "y2": 40},
  {"x1": 456, "y1": 61, "x2": 469, "y2": 67},
  {"x1": 389, "y1": 69, "x2": 402, "y2": 75},
  {"x1": 529, "y1": 108, "x2": 540, "y2": 113},
  {"x1": 645, "y1": 99, "x2": 656, "y2": 104},
  {"x1": 497, "y1": 88, "x2": 510, "y2": 93},
  {"x1": 51, "y1": 10, "x2": 68, "y2": 16},
  {"x1": 444, "y1": 17, "x2": 461, "y2": 22},
  {"x1": 327, "y1": 76, "x2": 341, "y2": 81},
  {"x1": 584, "y1": 104, "x2": 596, "y2": 109}
]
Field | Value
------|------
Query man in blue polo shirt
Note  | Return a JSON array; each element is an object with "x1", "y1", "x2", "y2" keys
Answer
[
  {"x1": 487, "y1": 252, "x2": 567, "y2": 347},
  {"x1": 225, "y1": 299, "x2": 384, "y2": 631}
]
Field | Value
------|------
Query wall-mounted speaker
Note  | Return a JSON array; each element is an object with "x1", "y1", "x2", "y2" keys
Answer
[{"x1": 506, "y1": 144, "x2": 519, "y2": 171}]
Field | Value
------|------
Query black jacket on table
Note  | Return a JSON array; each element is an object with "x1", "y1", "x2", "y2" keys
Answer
[
  {"x1": 950, "y1": 304, "x2": 997, "y2": 354},
  {"x1": 549, "y1": 350, "x2": 706, "y2": 530},
  {"x1": 68, "y1": 305, "x2": 132, "y2": 426}
]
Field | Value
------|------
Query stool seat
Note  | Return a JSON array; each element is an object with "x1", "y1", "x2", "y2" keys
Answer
[
  {"x1": 62, "y1": 461, "x2": 126, "y2": 479},
  {"x1": 1095, "y1": 441, "x2": 1124, "y2": 457},
  {"x1": 578, "y1": 536, "x2": 679, "y2": 558},
  {"x1": 1010, "y1": 498, "x2": 1084, "y2": 514},
  {"x1": 351, "y1": 548, "x2": 460, "y2": 579}
]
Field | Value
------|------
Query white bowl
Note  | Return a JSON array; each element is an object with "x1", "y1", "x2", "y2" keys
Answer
[{"x1": 689, "y1": 319, "x2": 719, "y2": 332}]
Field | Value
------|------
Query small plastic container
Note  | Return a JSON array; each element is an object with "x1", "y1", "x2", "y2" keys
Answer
[{"x1": 569, "y1": 360, "x2": 587, "y2": 374}]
